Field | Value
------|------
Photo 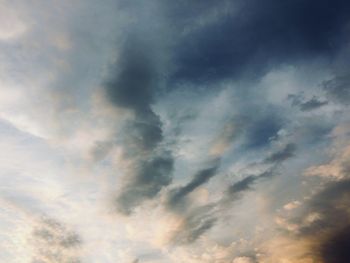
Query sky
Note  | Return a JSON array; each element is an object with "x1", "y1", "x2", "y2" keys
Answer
[{"x1": 0, "y1": 0, "x2": 350, "y2": 262}]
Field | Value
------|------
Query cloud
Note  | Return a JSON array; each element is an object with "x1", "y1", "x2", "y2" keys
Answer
[
  {"x1": 168, "y1": 142, "x2": 297, "y2": 244},
  {"x1": 232, "y1": 256, "x2": 255, "y2": 263},
  {"x1": 166, "y1": 162, "x2": 219, "y2": 210},
  {"x1": 298, "y1": 180, "x2": 350, "y2": 234},
  {"x1": 193, "y1": 105, "x2": 285, "y2": 155},
  {"x1": 209, "y1": 121, "x2": 240, "y2": 157},
  {"x1": 124, "y1": 114, "x2": 163, "y2": 152},
  {"x1": 298, "y1": 98, "x2": 329, "y2": 112},
  {"x1": 305, "y1": 144, "x2": 350, "y2": 180},
  {"x1": 115, "y1": 154, "x2": 174, "y2": 215},
  {"x1": 0, "y1": 2, "x2": 27, "y2": 41},
  {"x1": 264, "y1": 143, "x2": 296, "y2": 163},
  {"x1": 2, "y1": 0, "x2": 350, "y2": 262},
  {"x1": 169, "y1": 204, "x2": 217, "y2": 245},
  {"x1": 227, "y1": 143, "x2": 296, "y2": 201},
  {"x1": 283, "y1": 201, "x2": 301, "y2": 211},
  {"x1": 226, "y1": 169, "x2": 275, "y2": 202},
  {"x1": 104, "y1": 34, "x2": 175, "y2": 214},
  {"x1": 166, "y1": 144, "x2": 298, "y2": 245},
  {"x1": 288, "y1": 94, "x2": 328, "y2": 111},
  {"x1": 105, "y1": 35, "x2": 158, "y2": 115},
  {"x1": 104, "y1": 34, "x2": 164, "y2": 152},
  {"x1": 323, "y1": 73, "x2": 350, "y2": 105},
  {"x1": 30, "y1": 216, "x2": 82, "y2": 263},
  {"x1": 262, "y1": 179, "x2": 350, "y2": 262},
  {"x1": 306, "y1": 180, "x2": 350, "y2": 262}
]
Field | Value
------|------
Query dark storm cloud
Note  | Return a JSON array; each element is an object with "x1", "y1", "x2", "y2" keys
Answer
[
  {"x1": 166, "y1": 162, "x2": 219, "y2": 209},
  {"x1": 322, "y1": 73, "x2": 350, "y2": 105},
  {"x1": 288, "y1": 94, "x2": 328, "y2": 112},
  {"x1": 116, "y1": 154, "x2": 174, "y2": 215},
  {"x1": 170, "y1": 0, "x2": 350, "y2": 83}
]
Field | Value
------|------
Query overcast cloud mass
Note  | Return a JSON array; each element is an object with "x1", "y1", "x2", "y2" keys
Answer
[{"x1": 1, "y1": 0, "x2": 350, "y2": 262}]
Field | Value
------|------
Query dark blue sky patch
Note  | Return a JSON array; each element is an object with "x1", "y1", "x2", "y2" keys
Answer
[
  {"x1": 244, "y1": 115, "x2": 283, "y2": 149},
  {"x1": 170, "y1": 0, "x2": 350, "y2": 84}
]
